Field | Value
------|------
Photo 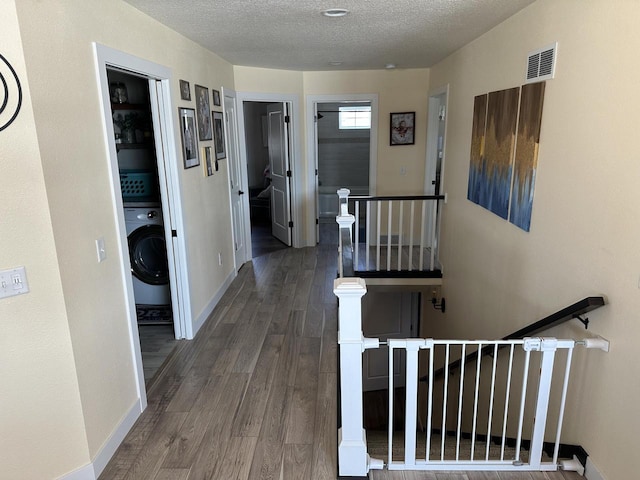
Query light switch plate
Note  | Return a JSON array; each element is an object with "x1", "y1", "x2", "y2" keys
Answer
[
  {"x1": 0, "y1": 266, "x2": 29, "y2": 299},
  {"x1": 96, "y1": 237, "x2": 106, "y2": 263}
]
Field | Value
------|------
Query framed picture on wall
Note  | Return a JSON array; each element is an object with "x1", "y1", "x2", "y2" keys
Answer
[
  {"x1": 212, "y1": 89, "x2": 221, "y2": 107},
  {"x1": 390, "y1": 112, "x2": 415, "y2": 146},
  {"x1": 203, "y1": 146, "x2": 213, "y2": 176},
  {"x1": 194, "y1": 84, "x2": 212, "y2": 141},
  {"x1": 213, "y1": 111, "x2": 226, "y2": 160},
  {"x1": 179, "y1": 79, "x2": 191, "y2": 101},
  {"x1": 178, "y1": 107, "x2": 199, "y2": 168}
]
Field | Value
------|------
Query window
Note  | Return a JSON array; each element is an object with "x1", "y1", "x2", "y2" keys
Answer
[{"x1": 339, "y1": 105, "x2": 371, "y2": 130}]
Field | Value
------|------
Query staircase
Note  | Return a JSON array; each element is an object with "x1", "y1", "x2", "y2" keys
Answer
[{"x1": 333, "y1": 189, "x2": 609, "y2": 477}]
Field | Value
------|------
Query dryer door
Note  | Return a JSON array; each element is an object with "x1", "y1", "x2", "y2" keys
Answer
[{"x1": 128, "y1": 225, "x2": 169, "y2": 285}]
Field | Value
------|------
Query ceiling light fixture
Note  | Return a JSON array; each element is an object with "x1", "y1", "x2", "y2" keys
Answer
[
  {"x1": 322, "y1": 8, "x2": 349, "y2": 17},
  {"x1": 385, "y1": 63, "x2": 396, "y2": 70},
  {"x1": 329, "y1": 61, "x2": 343, "y2": 66}
]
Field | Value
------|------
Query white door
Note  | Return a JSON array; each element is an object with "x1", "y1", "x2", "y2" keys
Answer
[
  {"x1": 224, "y1": 92, "x2": 249, "y2": 270},
  {"x1": 424, "y1": 88, "x2": 448, "y2": 255},
  {"x1": 362, "y1": 291, "x2": 418, "y2": 391},
  {"x1": 147, "y1": 79, "x2": 180, "y2": 338},
  {"x1": 267, "y1": 103, "x2": 292, "y2": 246}
]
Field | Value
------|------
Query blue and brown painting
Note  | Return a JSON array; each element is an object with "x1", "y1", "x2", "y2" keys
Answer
[
  {"x1": 509, "y1": 82, "x2": 545, "y2": 232},
  {"x1": 468, "y1": 88, "x2": 520, "y2": 220}
]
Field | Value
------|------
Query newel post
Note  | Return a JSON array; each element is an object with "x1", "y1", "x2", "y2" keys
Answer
[
  {"x1": 335, "y1": 277, "x2": 369, "y2": 476},
  {"x1": 336, "y1": 188, "x2": 355, "y2": 278}
]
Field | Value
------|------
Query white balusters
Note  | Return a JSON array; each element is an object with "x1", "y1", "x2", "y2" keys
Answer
[{"x1": 335, "y1": 191, "x2": 445, "y2": 276}]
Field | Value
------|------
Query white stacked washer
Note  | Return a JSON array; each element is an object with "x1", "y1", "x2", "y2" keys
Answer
[{"x1": 124, "y1": 206, "x2": 171, "y2": 305}]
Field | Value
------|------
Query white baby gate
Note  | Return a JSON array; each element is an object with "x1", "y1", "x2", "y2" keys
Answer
[{"x1": 335, "y1": 277, "x2": 609, "y2": 476}]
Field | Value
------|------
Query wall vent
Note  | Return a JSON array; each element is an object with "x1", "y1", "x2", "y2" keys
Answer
[{"x1": 526, "y1": 42, "x2": 557, "y2": 83}]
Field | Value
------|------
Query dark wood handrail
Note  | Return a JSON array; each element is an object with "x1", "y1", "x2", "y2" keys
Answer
[
  {"x1": 349, "y1": 194, "x2": 446, "y2": 202},
  {"x1": 419, "y1": 296, "x2": 606, "y2": 382}
]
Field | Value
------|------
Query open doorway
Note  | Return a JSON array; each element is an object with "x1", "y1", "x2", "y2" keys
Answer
[
  {"x1": 307, "y1": 94, "x2": 379, "y2": 246},
  {"x1": 242, "y1": 101, "x2": 292, "y2": 258},
  {"x1": 106, "y1": 68, "x2": 178, "y2": 386},
  {"x1": 95, "y1": 44, "x2": 192, "y2": 406},
  {"x1": 316, "y1": 101, "x2": 371, "y2": 245}
]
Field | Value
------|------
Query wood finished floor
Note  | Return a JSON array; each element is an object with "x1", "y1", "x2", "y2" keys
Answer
[
  {"x1": 101, "y1": 242, "x2": 339, "y2": 479},
  {"x1": 103, "y1": 230, "x2": 583, "y2": 480}
]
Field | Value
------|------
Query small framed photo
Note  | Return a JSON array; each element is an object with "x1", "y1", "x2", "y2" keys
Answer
[
  {"x1": 390, "y1": 112, "x2": 415, "y2": 146},
  {"x1": 212, "y1": 89, "x2": 221, "y2": 107},
  {"x1": 213, "y1": 111, "x2": 226, "y2": 160},
  {"x1": 203, "y1": 146, "x2": 213, "y2": 176},
  {"x1": 179, "y1": 80, "x2": 191, "y2": 101},
  {"x1": 178, "y1": 107, "x2": 199, "y2": 168},
  {"x1": 194, "y1": 84, "x2": 212, "y2": 141}
]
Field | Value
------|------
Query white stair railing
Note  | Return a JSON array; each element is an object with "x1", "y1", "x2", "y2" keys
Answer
[
  {"x1": 337, "y1": 189, "x2": 446, "y2": 274},
  {"x1": 334, "y1": 276, "x2": 384, "y2": 476},
  {"x1": 334, "y1": 274, "x2": 610, "y2": 475}
]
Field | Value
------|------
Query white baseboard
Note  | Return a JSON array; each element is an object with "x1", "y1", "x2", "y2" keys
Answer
[
  {"x1": 58, "y1": 399, "x2": 144, "y2": 480},
  {"x1": 191, "y1": 269, "x2": 236, "y2": 337},
  {"x1": 585, "y1": 457, "x2": 606, "y2": 480},
  {"x1": 57, "y1": 463, "x2": 95, "y2": 480},
  {"x1": 60, "y1": 270, "x2": 235, "y2": 479}
]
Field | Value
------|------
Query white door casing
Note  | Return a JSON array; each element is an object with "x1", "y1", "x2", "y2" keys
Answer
[
  {"x1": 93, "y1": 44, "x2": 193, "y2": 469},
  {"x1": 223, "y1": 90, "x2": 249, "y2": 269},
  {"x1": 267, "y1": 102, "x2": 292, "y2": 246},
  {"x1": 236, "y1": 92, "x2": 302, "y2": 247},
  {"x1": 306, "y1": 94, "x2": 379, "y2": 244}
]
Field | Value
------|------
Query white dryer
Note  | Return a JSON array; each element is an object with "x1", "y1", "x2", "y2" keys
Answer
[{"x1": 124, "y1": 206, "x2": 171, "y2": 305}]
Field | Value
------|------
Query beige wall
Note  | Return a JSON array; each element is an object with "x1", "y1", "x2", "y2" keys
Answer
[
  {"x1": 429, "y1": 1, "x2": 640, "y2": 477},
  {"x1": 10, "y1": 0, "x2": 235, "y2": 475},
  {"x1": 0, "y1": 1, "x2": 90, "y2": 478},
  {"x1": 234, "y1": 67, "x2": 432, "y2": 243},
  {"x1": 304, "y1": 69, "x2": 431, "y2": 196}
]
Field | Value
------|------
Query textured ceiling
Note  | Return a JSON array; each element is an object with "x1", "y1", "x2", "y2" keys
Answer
[{"x1": 124, "y1": 0, "x2": 535, "y2": 71}]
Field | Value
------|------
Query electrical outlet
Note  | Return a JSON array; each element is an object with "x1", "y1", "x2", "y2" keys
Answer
[{"x1": 0, "y1": 266, "x2": 29, "y2": 299}]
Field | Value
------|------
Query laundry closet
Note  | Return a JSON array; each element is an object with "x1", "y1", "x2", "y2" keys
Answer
[{"x1": 107, "y1": 70, "x2": 173, "y2": 330}]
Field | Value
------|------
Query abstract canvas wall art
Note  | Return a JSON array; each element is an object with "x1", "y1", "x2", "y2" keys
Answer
[
  {"x1": 468, "y1": 87, "x2": 520, "y2": 220},
  {"x1": 467, "y1": 94, "x2": 488, "y2": 205},
  {"x1": 509, "y1": 82, "x2": 545, "y2": 231}
]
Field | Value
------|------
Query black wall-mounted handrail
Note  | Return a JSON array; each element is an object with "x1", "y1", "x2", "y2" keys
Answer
[
  {"x1": 349, "y1": 194, "x2": 446, "y2": 202},
  {"x1": 419, "y1": 296, "x2": 605, "y2": 382}
]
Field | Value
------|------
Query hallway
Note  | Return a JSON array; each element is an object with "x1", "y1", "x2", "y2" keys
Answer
[
  {"x1": 101, "y1": 238, "x2": 583, "y2": 479},
  {"x1": 101, "y1": 242, "x2": 339, "y2": 479}
]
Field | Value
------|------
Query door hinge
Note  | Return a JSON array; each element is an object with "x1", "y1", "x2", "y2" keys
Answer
[
  {"x1": 439, "y1": 106, "x2": 446, "y2": 121},
  {"x1": 316, "y1": 218, "x2": 319, "y2": 225},
  {"x1": 284, "y1": 115, "x2": 290, "y2": 123},
  {"x1": 315, "y1": 169, "x2": 318, "y2": 176},
  {"x1": 171, "y1": 230, "x2": 177, "y2": 237},
  {"x1": 289, "y1": 221, "x2": 294, "y2": 228},
  {"x1": 287, "y1": 170, "x2": 292, "y2": 177}
]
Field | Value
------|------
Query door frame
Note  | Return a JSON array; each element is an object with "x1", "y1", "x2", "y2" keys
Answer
[
  {"x1": 93, "y1": 43, "x2": 192, "y2": 406},
  {"x1": 221, "y1": 87, "x2": 250, "y2": 270},
  {"x1": 424, "y1": 84, "x2": 449, "y2": 194},
  {"x1": 423, "y1": 85, "x2": 449, "y2": 257},
  {"x1": 236, "y1": 92, "x2": 303, "y2": 247},
  {"x1": 306, "y1": 94, "x2": 379, "y2": 244}
]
